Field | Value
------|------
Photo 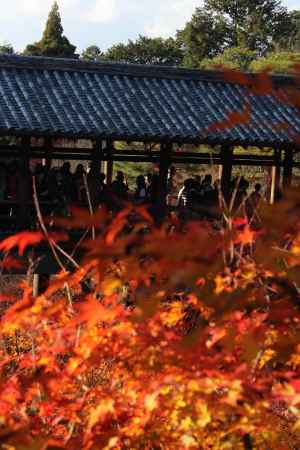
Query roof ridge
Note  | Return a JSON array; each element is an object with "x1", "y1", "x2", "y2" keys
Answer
[{"x1": 0, "y1": 54, "x2": 296, "y2": 85}]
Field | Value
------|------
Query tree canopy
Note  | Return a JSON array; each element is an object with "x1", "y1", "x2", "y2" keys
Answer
[
  {"x1": 177, "y1": 8, "x2": 230, "y2": 68},
  {"x1": 104, "y1": 35, "x2": 183, "y2": 66},
  {"x1": 0, "y1": 42, "x2": 14, "y2": 55},
  {"x1": 286, "y1": 10, "x2": 300, "y2": 51},
  {"x1": 250, "y1": 51, "x2": 300, "y2": 73},
  {"x1": 81, "y1": 45, "x2": 103, "y2": 61},
  {"x1": 177, "y1": 0, "x2": 298, "y2": 68},
  {"x1": 200, "y1": 47, "x2": 257, "y2": 71},
  {"x1": 23, "y1": 1, "x2": 77, "y2": 58},
  {"x1": 205, "y1": 0, "x2": 291, "y2": 51},
  {"x1": 2, "y1": 0, "x2": 300, "y2": 75}
]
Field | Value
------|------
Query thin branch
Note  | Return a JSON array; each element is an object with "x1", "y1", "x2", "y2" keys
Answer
[
  {"x1": 83, "y1": 173, "x2": 96, "y2": 240},
  {"x1": 32, "y1": 176, "x2": 65, "y2": 272},
  {"x1": 33, "y1": 176, "x2": 75, "y2": 308},
  {"x1": 33, "y1": 176, "x2": 80, "y2": 271}
]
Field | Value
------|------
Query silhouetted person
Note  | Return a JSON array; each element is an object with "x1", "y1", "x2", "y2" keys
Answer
[
  {"x1": 0, "y1": 162, "x2": 6, "y2": 201},
  {"x1": 34, "y1": 163, "x2": 48, "y2": 199},
  {"x1": 167, "y1": 166, "x2": 176, "y2": 193},
  {"x1": 112, "y1": 171, "x2": 128, "y2": 200},
  {"x1": 87, "y1": 163, "x2": 102, "y2": 211},
  {"x1": 193, "y1": 175, "x2": 202, "y2": 195},
  {"x1": 99, "y1": 172, "x2": 111, "y2": 208},
  {"x1": 177, "y1": 178, "x2": 198, "y2": 220},
  {"x1": 73, "y1": 163, "x2": 86, "y2": 203},
  {"x1": 46, "y1": 168, "x2": 63, "y2": 217},
  {"x1": 17, "y1": 161, "x2": 31, "y2": 229},
  {"x1": 147, "y1": 173, "x2": 159, "y2": 205},
  {"x1": 7, "y1": 161, "x2": 19, "y2": 201},
  {"x1": 146, "y1": 172, "x2": 153, "y2": 189},
  {"x1": 202, "y1": 174, "x2": 213, "y2": 194},
  {"x1": 61, "y1": 162, "x2": 75, "y2": 202},
  {"x1": 134, "y1": 175, "x2": 147, "y2": 204},
  {"x1": 246, "y1": 183, "x2": 262, "y2": 224},
  {"x1": 231, "y1": 177, "x2": 249, "y2": 213}
]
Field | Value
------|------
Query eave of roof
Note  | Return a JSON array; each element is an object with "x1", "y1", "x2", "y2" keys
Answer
[{"x1": 0, "y1": 54, "x2": 296, "y2": 86}]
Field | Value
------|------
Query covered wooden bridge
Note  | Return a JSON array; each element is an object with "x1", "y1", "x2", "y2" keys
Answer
[{"x1": 0, "y1": 54, "x2": 299, "y2": 220}]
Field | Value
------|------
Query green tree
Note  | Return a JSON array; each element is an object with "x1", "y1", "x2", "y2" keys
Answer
[
  {"x1": 284, "y1": 10, "x2": 300, "y2": 51},
  {"x1": 201, "y1": 47, "x2": 257, "y2": 71},
  {"x1": 23, "y1": 1, "x2": 76, "y2": 58},
  {"x1": 0, "y1": 42, "x2": 14, "y2": 55},
  {"x1": 81, "y1": 45, "x2": 103, "y2": 61},
  {"x1": 250, "y1": 51, "x2": 300, "y2": 73},
  {"x1": 177, "y1": 8, "x2": 230, "y2": 68},
  {"x1": 178, "y1": 0, "x2": 293, "y2": 68},
  {"x1": 205, "y1": 0, "x2": 291, "y2": 52},
  {"x1": 104, "y1": 35, "x2": 183, "y2": 66}
]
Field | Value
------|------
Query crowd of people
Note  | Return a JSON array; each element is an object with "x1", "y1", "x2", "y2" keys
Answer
[
  {"x1": 175, "y1": 174, "x2": 263, "y2": 223},
  {"x1": 0, "y1": 160, "x2": 264, "y2": 229}
]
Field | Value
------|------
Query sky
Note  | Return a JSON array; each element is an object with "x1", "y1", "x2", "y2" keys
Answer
[{"x1": 0, "y1": 0, "x2": 299, "y2": 54}]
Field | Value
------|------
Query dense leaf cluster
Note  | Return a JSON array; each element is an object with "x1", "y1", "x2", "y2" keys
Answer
[{"x1": 1, "y1": 165, "x2": 300, "y2": 448}]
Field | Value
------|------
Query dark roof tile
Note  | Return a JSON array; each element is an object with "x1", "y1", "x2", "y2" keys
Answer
[{"x1": 0, "y1": 55, "x2": 299, "y2": 147}]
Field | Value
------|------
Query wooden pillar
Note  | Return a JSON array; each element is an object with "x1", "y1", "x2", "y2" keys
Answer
[
  {"x1": 105, "y1": 141, "x2": 113, "y2": 186},
  {"x1": 19, "y1": 137, "x2": 31, "y2": 229},
  {"x1": 283, "y1": 150, "x2": 293, "y2": 189},
  {"x1": 91, "y1": 138, "x2": 103, "y2": 171},
  {"x1": 158, "y1": 142, "x2": 171, "y2": 217},
  {"x1": 220, "y1": 145, "x2": 233, "y2": 202},
  {"x1": 270, "y1": 150, "x2": 281, "y2": 204},
  {"x1": 33, "y1": 274, "x2": 50, "y2": 296}
]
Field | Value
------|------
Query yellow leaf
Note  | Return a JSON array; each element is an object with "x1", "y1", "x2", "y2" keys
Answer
[
  {"x1": 288, "y1": 354, "x2": 300, "y2": 370},
  {"x1": 101, "y1": 277, "x2": 121, "y2": 295},
  {"x1": 196, "y1": 400, "x2": 211, "y2": 428},
  {"x1": 188, "y1": 380, "x2": 200, "y2": 392},
  {"x1": 258, "y1": 349, "x2": 276, "y2": 369},
  {"x1": 86, "y1": 399, "x2": 115, "y2": 438},
  {"x1": 181, "y1": 434, "x2": 197, "y2": 448},
  {"x1": 144, "y1": 392, "x2": 159, "y2": 412},
  {"x1": 161, "y1": 301, "x2": 185, "y2": 327},
  {"x1": 103, "y1": 437, "x2": 119, "y2": 449},
  {"x1": 180, "y1": 416, "x2": 193, "y2": 431}
]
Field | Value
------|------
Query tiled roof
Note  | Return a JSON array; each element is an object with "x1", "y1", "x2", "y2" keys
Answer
[{"x1": 0, "y1": 55, "x2": 299, "y2": 148}]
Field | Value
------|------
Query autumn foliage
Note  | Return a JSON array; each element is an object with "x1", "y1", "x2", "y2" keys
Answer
[{"x1": 0, "y1": 68, "x2": 300, "y2": 450}]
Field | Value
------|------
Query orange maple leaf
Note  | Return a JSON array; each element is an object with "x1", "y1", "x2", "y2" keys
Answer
[
  {"x1": 0, "y1": 231, "x2": 68, "y2": 256},
  {"x1": 85, "y1": 399, "x2": 115, "y2": 442},
  {"x1": 206, "y1": 327, "x2": 226, "y2": 349},
  {"x1": 0, "y1": 231, "x2": 44, "y2": 255},
  {"x1": 105, "y1": 206, "x2": 132, "y2": 245},
  {"x1": 206, "y1": 101, "x2": 252, "y2": 134},
  {"x1": 234, "y1": 226, "x2": 256, "y2": 245}
]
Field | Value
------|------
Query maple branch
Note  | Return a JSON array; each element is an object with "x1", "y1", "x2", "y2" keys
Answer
[
  {"x1": 32, "y1": 176, "x2": 66, "y2": 273},
  {"x1": 83, "y1": 173, "x2": 96, "y2": 240},
  {"x1": 32, "y1": 176, "x2": 80, "y2": 271}
]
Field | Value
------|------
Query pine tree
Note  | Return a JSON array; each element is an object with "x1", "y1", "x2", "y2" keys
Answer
[{"x1": 24, "y1": 2, "x2": 77, "y2": 58}]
